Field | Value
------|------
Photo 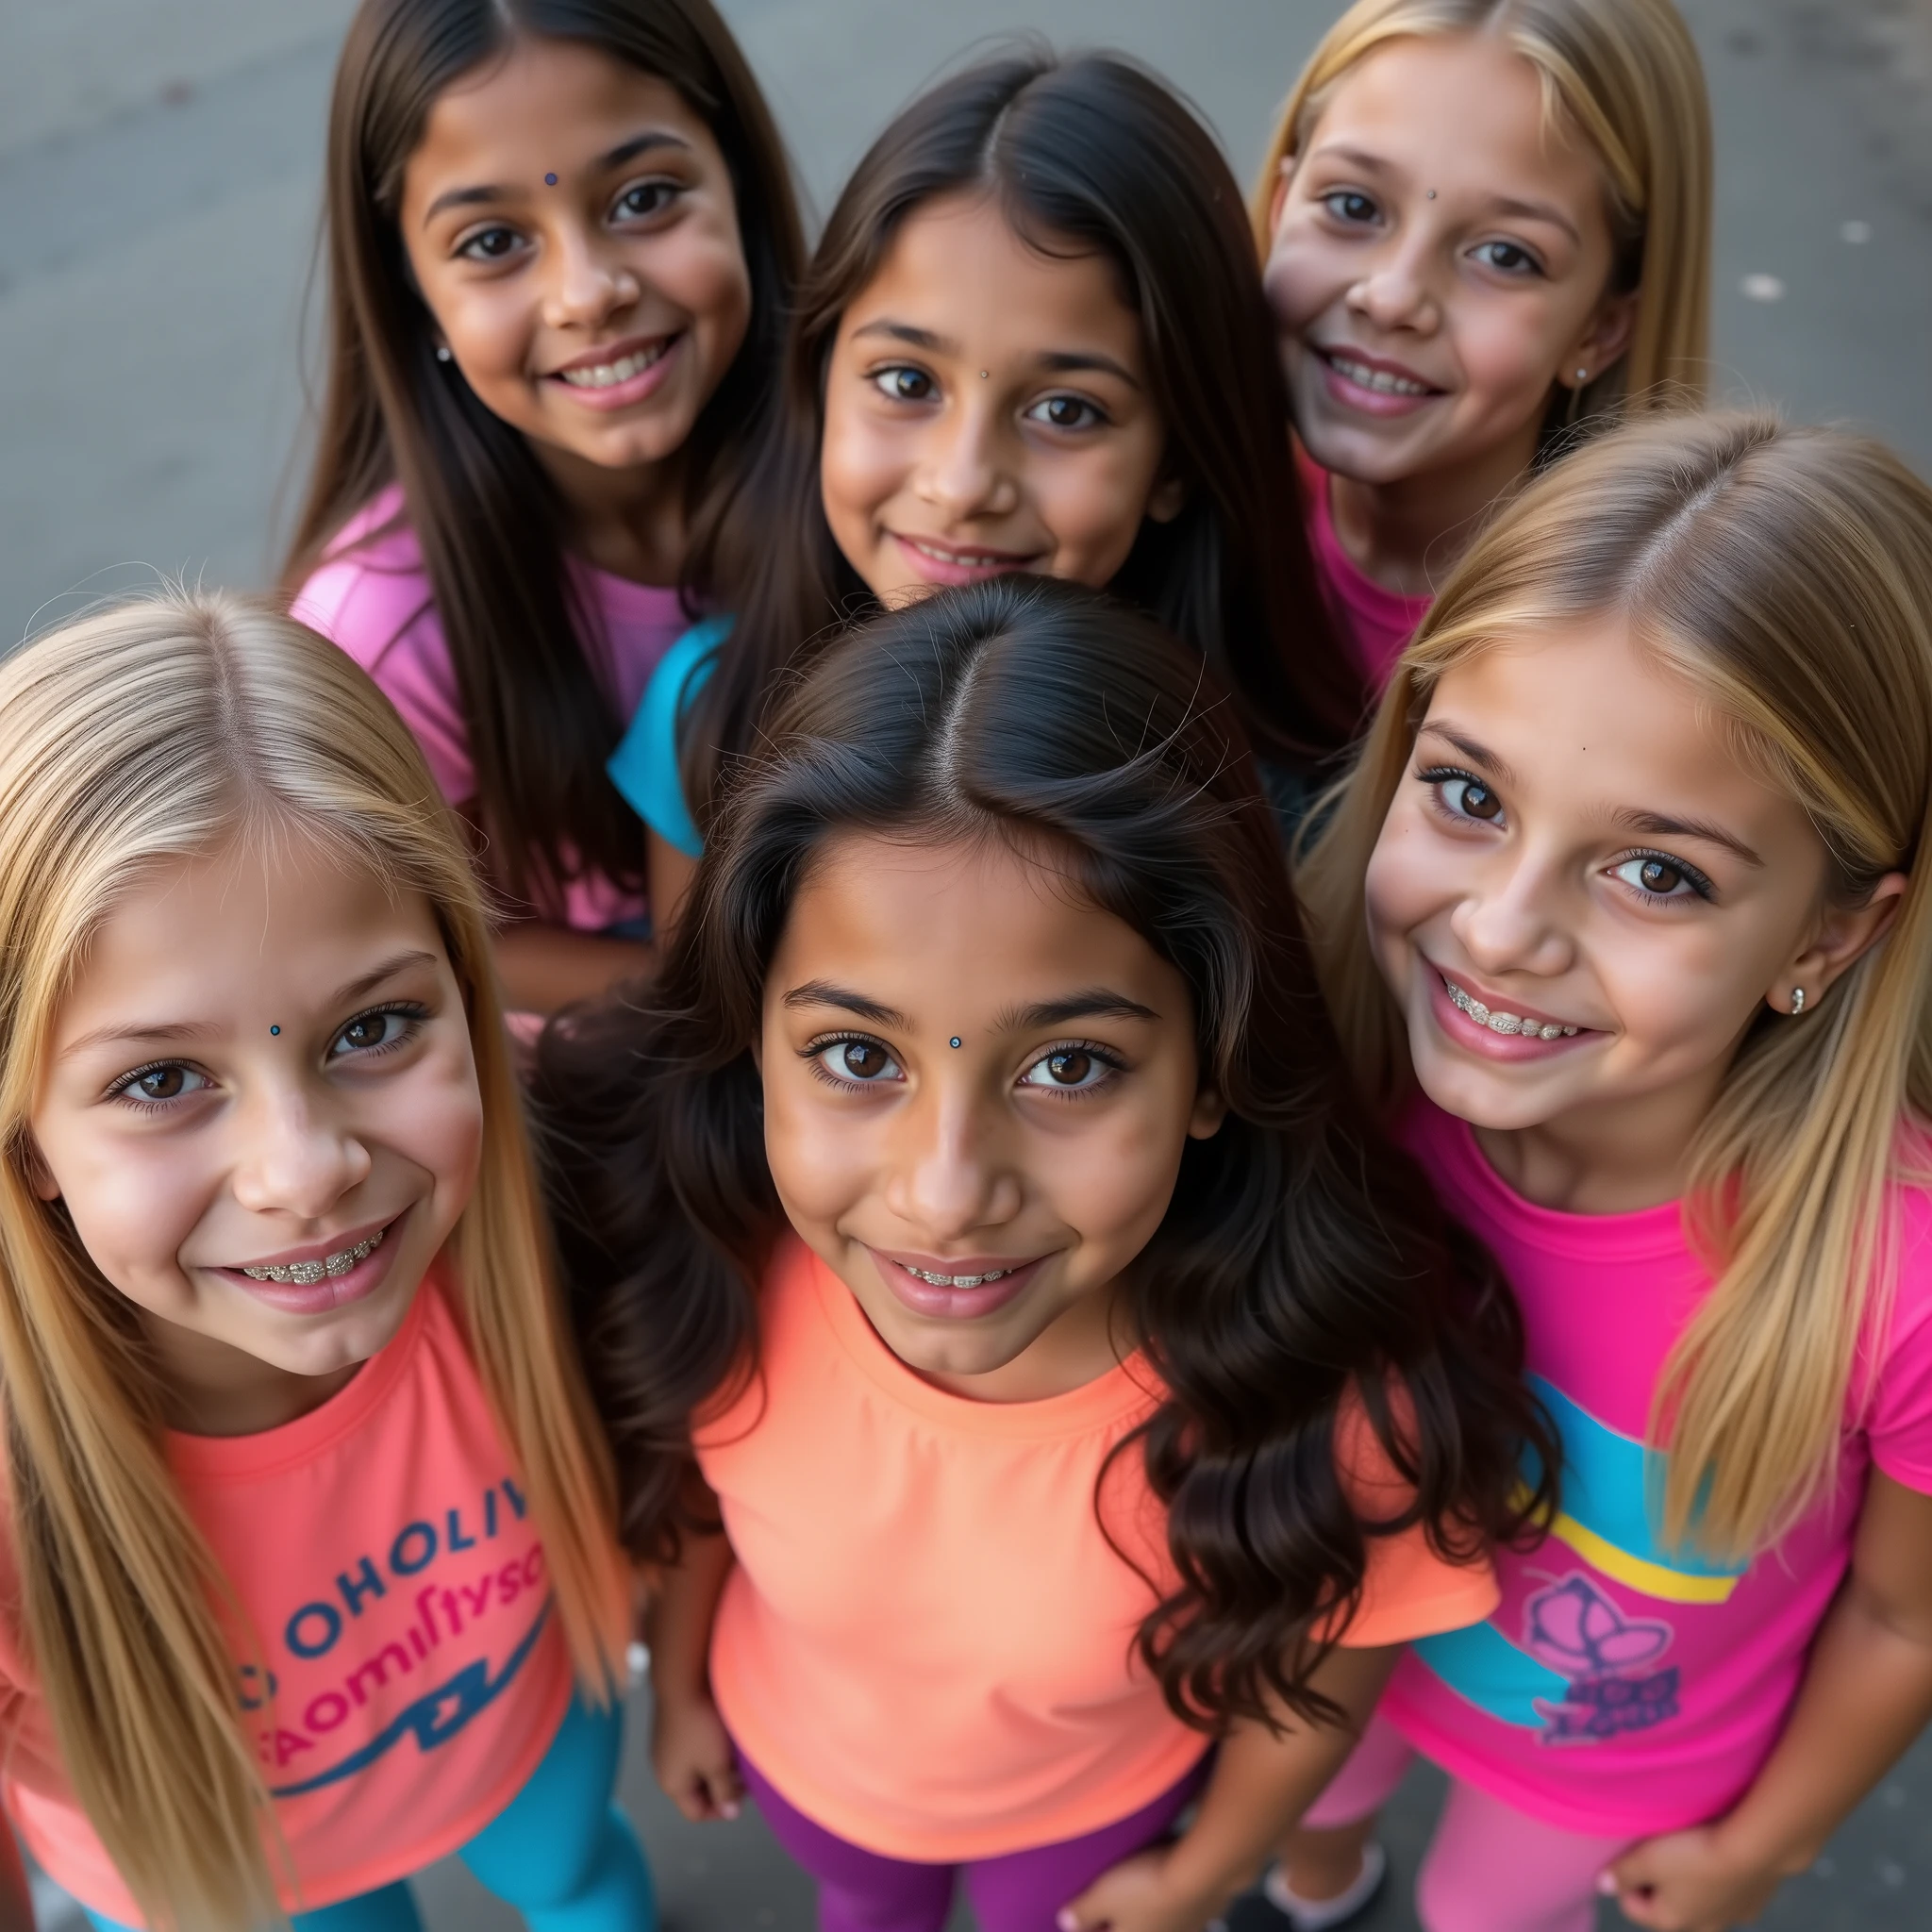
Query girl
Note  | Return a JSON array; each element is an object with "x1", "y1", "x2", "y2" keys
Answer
[
  {"x1": 543, "y1": 576, "x2": 1553, "y2": 1932},
  {"x1": 607, "y1": 50, "x2": 1359, "y2": 930},
  {"x1": 288, "y1": 0, "x2": 804, "y2": 1013},
  {"x1": 1254, "y1": 0, "x2": 1710, "y2": 689},
  {"x1": 0, "y1": 592, "x2": 645, "y2": 1932},
  {"x1": 1283, "y1": 415, "x2": 1932, "y2": 1932}
]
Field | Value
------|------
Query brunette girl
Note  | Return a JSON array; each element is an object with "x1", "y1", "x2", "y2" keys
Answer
[
  {"x1": 288, "y1": 0, "x2": 803, "y2": 1012},
  {"x1": 608, "y1": 51, "x2": 1358, "y2": 930},
  {"x1": 545, "y1": 577, "x2": 1549, "y2": 1932}
]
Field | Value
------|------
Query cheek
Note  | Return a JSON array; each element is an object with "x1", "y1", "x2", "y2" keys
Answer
[
  {"x1": 53, "y1": 1136, "x2": 209, "y2": 1299},
  {"x1": 1365, "y1": 811, "x2": 1440, "y2": 937},
  {"x1": 376, "y1": 1048, "x2": 487, "y2": 1216},
  {"x1": 661, "y1": 225, "x2": 753, "y2": 357},
  {"x1": 1449, "y1": 297, "x2": 1571, "y2": 407},
  {"x1": 1036, "y1": 447, "x2": 1162, "y2": 585},
  {"x1": 760, "y1": 1069, "x2": 874, "y2": 1227},
  {"x1": 1262, "y1": 230, "x2": 1341, "y2": 335},
  {"x1": 1032, "y1": 1086, "x2": 1193, "y2": 1243},
  {"x1": 819, "y1": 408, "x2": 901, "y2": 541}
]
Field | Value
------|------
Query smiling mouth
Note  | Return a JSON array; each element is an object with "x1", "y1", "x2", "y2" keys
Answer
[
  {"x1": 897, "y1": 535, "x2": 1039, "y2": 569},
  {"x1": 555, "y1": 339, "x2": 675, "y2": 389},
  {"x1": 898, "y1": 1262, "x2": 1020, "y2": 1289},
  {"x1": 1319, "y1": 347, "x2": 1439, "y2": 396},
  {"x1": 1443, "y1": 977, "x2": 1578, "y2": 1040},
  {"x1": 241, "y1": 1227, "x2": 385, "y2": 1287}
]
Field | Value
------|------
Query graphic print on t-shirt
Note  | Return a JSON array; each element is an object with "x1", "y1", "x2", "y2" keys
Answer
[{"x1": 242, "y1": 1473, "x2": 550, "y2": 1794}]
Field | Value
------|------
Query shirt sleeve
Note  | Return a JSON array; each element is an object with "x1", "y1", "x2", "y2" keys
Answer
[
  {"x1": 1324, "y1": 1392, "x2": 1499, "y2": 1648},
  {"x1": 1865, "y1": 1191, "x2": 1932, "y2": 1494},
  {"x1": 608, "y1": 616, "x2": 731, "y2": 858}
]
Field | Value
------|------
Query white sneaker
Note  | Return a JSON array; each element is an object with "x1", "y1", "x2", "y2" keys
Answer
[{"x1": 1259, "y1": 1842, "x2": 1388, "y2": 1930}]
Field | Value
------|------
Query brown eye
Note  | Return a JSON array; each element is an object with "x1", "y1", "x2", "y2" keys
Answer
[
  {"x1": 818, "y1": 1039, "x2": 902, "y2": 1084},
  {"x1": 138, "y1": 1067, "x2": 187, "y2": 1100},
  {"x1": 1442, "y1": 775, "x2": 1502, "y2": 821},
  {"x1": 1019, "y1": 1048, "x2": 1114, "y2": 1092}
]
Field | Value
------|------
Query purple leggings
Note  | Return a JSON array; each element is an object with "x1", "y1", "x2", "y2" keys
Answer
[{"x1": 739, "y1": 1752, "x2": 1210, "y2": 1932}]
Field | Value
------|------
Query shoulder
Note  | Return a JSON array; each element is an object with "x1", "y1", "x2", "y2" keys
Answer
[
  {"x1": 290, "y1": 485, "x2": 442, "y2": 676},
  {"x1": 1855, "y1": 1159, "x2": 1932, "y2": 1491}
]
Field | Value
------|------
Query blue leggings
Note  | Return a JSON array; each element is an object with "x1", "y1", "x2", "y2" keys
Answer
[{"x1": 86, "y1": 1692, "x2": 655, "y2": 1932}]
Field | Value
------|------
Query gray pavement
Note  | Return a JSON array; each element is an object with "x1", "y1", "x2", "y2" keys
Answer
[{"x1": 3, "y1": 1, "x2": 1931, "y2": 1927}]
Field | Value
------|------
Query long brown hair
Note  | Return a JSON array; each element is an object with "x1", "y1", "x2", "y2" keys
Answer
[
  {"x1": 1299, "y1": 415, "x2": 1932, "y2": 1557},
  {"x1": 679, "y1": 49, "x2": 1359, "y2": 837},
  {"x1": 541, "y1": 576, "x2": 1550, "y2": 1729},
  {"x1": 0, "y1": 591, "x2": 630, "y2": 1929},
  {"x1": 286, "y1": 0, "x2": 804, "y2": 910}
]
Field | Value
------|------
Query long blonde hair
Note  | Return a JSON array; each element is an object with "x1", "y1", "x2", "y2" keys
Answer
[
  {"x1": 1299, "y1": 414, "x2": 1932, "y2": 1558},
  {"x1": 0, "y1": 591, "x2": 630, "y2": 1929},
  {"x1": 1252, "y1": 0, "x2": 1712, "y2": 428}
]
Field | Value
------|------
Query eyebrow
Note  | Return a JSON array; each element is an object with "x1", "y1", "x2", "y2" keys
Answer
[
  {"x1": 850, "y1": 322, "x2": 1141, "y2": 390},
  {"x1": 1416, "y1": 723, "x2": 1522, "y2": 789},
  {"x1": 1484, "y1": 194, "x2": 1581, "y2": 245},
  {"x1": 58, "y1": 950, "x2": 441, "y2": 1061},
  {"x1": 423, "y1": 129, "x2": 691, "y2": 224},
  {"x1": 995, "y1": 990, "x2": 1160, "y2": 1032},
  {"x1": 1615, "y1": 809, "x2": 1763, "y2": 868},
  {"x1": 782, "y1": 981, "x2": 908, "y2": 1027}
]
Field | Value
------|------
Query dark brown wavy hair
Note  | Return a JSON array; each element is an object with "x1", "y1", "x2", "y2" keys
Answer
[
  {"x1": 539, "y1": 575, "x2": 1551, "y2": 1727},
  {"x1": 678, "y1": 47, "x2": 1361, "y2": 841},
  {"x1": 286, "y1": 0, "x2": 803, "y2": 910}
]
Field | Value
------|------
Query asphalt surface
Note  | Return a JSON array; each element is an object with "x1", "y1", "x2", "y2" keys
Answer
[{"x1": 3, "y1": 2, "x2": 1931, "y2": 1927}]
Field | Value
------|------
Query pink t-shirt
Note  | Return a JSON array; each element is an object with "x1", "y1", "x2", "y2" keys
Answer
[
  {"x1": 1382, "y1": 1101, "x2": 1932, "y2": 1838},
  {"x1": 1299, "y1": 454, "x2": 1433, "y2": 692},
  {"x1": 697, "y1": 1237, "x2": 1499, "y2": 1861},
  {"x1": 0, "y1": 1270, "x2": 573, "y2": 1926},
  {"x1": 291, "y1": 484, "x2": 686, "y2": 930}
]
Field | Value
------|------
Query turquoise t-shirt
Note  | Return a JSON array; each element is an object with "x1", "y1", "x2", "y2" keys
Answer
[{"x1": 607, "y1": 614, "x2": 732, "y2": 858}]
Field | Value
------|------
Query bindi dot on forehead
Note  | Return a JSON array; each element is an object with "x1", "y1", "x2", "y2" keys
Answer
[
  {"x1": 949, "y1": 1037, "x2": 962, "y2": 1049},
  {"x1": 544, "y1": 172, "x2": 558, "y2": 186},
  {"x1": 1425, "y1": 188, "x2": 1437, "y2": 199},
  {"x1": 269, "y1": 1025, "x2": 281, "y2": 1036}
]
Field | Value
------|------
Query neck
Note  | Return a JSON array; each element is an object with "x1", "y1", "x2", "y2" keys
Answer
[
  {"x1": 1472, "y1": 1060, "x2": 1732, "y2": 1216},
  {"x1": 142, "y1": 1317, "x2": 360, "y2": 1438},
  {"x1": 535, "y1": 441, "x2": 690, "y2": 587},
  {"x1": 1326, "y1": 417, "x2": 1544, "y2": 598}
]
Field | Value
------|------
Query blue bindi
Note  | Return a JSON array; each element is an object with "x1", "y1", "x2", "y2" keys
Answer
[
  {"x1": 269, "y1": 1025, "x2": 281, "y2": 1036},
  {"x1": 544, "y1": 172, "x2": 558, "y2": 186},
  {"x1": 949, "y1": 1037, "x2": 962, "y2": 1048}
]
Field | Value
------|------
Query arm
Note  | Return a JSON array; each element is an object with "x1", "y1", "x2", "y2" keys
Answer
[
  {"x1": 644, "y1": 1525, "x2": 743, "y2": 1822},
  {"x1": 492, "y1": 923, "x2": 656, "y2": 1016},
  {"x1": 1607, "y1": 1471, "x2": 1932, "y2": 1931},
  {"x1": 646, "y1": 832, "x2": 699, "y2": 956},
  {"x1": 1063, "y1": 1644, "x2": 1397, "y2": 1932}
]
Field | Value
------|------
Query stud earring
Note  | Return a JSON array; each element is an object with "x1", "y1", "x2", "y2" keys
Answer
[
  {"x1": 436, "y1": 344, "x2": 453, "y2": 363},
  {"x1": 1575, "y1": 367, "x2": 1589, "y2": 383},
  {"x1": 1790, "y1": 987, "x2": 1807, "y2": 1015}
]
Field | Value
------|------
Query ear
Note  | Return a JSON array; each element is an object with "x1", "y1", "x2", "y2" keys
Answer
[
  {"x1": 1146, "y1": 473, "x2": 1189, "y2": 525},
  {"x1": 1187, "y1": 1086, "x2": 1227, "y2": 1141},
  {"x1": 1561, "y1": 288, "x2": 1640, "y2": 391},
  {"x1": 1767, "y1": 871, "x2": 1908, "y2": 1016},
  {"x1": 1267, "y1": 155, "x2": 1299, "y2": 242}
]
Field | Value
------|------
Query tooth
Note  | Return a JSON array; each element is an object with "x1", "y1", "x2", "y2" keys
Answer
[
  {"x1": 1541, "y1": 1024, "x2": 1562, "y2": 1040},
  {"x1": 1488, "y1": 1011, "x2": 1521, "y2": 1034}
]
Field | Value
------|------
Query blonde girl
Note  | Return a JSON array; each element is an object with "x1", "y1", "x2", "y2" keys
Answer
[
  {"x1": 1273, "y1": 414, "x2": 1932, "y2": 1932},
  {"x1": 0, "y1": 592, "x2": 642, "y2": 1932},
  {"x1": 1252, "y1": 0, "x2": 1710, "y2": 689}
]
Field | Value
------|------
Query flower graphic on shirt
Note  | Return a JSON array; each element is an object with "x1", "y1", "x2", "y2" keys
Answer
[{"x1": 1524, "y1": 1575, "x2": 1680, "y2": 1744}]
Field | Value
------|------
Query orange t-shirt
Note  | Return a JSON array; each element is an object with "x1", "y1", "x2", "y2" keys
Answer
[
  {"x1": 696, "y1": 1238, "x2": 1499, "y2": 1861},
  {"x1": 0, "y1": 1268, "x2": 573, "y2": 1928}
]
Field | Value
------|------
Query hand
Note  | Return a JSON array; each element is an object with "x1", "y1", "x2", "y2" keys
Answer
[
  {"x1": 651, "y1": 1689, "x2": 743, "y2": 1823},
  {"x1": 1058, "y1": 1845, "x2": 1225, "y2": 1932},
  {"x1": 1600, "y1": 1824, "x2": 1788, "y2": 1931}
]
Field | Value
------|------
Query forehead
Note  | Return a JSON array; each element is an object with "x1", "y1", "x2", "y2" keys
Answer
[
  {"x1": 1307, "y1": 34, "x2": 1606, "y2": 208},
  {"x1": 841, "y1": 192, "x2": 1143, "y2": 367}
]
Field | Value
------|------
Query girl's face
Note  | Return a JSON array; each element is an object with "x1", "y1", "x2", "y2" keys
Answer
[
  {"x1": 28, "y1": 836, "x2": 483, "y2": 1420},
  {"x1": 1365, "y1": 618, "x2": 1904, "y2": 1158},
  {"x1": 819, "y1": 193, "x2": 1184, "y2": 607},
  {"x1": 401, "y1": 35, "x2": 752, "y2": 478},
  {"x1": 759, "y1": 832, "x2": 1223, "y2": 1399},
  {"x1": 1264, "y1": 35, "x2": 1637, "y2": 490}
]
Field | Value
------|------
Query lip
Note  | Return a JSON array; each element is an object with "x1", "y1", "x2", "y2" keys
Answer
[
  {"x1": 543, "y1": 331, "x2": 682, "y2": 412},
  {"x1": 866, "y1": 1246, "x2": 1050, "y2": 1321},
  {"x1": 1424, "y1": 963, "x2": 1600, "y2": 1063},
  {"x1": 214, "y1": 1210, "x2": 408, "y2": 1317},
  {"x1": 1311, "y1": 341, "x2": 1446, "y2": 419},
  {"x1": 890, "y1": 531, "x2": 1043, "y2": 590}
]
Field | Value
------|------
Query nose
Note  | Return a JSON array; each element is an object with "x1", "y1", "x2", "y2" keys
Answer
[
  {"x1": 541, "y1": 225, "x2": 641, "y2": 333},
  {"x1": 1449, "y1": 849, "x2": 1576, "y2": 982},
  {"x1": 1347, "y1": 228, "x2": 1440, "y2": 336},
  {"x1": 885, "y1": 1081, "x2": 1024, "y2": 1241},
  {"x1": 229, "y1": 1084, "x2": 373, "y2": 1222},
  {"x1": 915, "y1": 397, "x2": 1020, "y2": 524}
]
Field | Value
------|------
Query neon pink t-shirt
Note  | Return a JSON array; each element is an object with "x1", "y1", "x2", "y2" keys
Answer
[
  {"x1": 1382, "y1": 1101, "x2": 1932, "y2": 1839},
  {"x1": 1299, "y1": 455, "x2": 1433, "y2": 692},
  {"x1": 291, "y1": 485, "x2": 685, "y2": 930},
  {"x1": 0, "y1": 1270, "x2": 573, "y2": 1927},
  {"x1": 697, "y1": 1237, "x2": 1499, "y2": 1861}
]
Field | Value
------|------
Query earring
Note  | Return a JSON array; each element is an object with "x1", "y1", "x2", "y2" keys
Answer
[
  {"x1": 1790, "y1": 987, "x2": 1807, "y2": 1015},
  {"x1": 1575, "y1": 367, "x2": 1590, "y2": 383},
  {"x1": 436, "y1": 344, "x2": 453, "y2": 363}
]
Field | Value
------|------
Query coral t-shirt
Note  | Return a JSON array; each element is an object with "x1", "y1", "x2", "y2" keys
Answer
[
  {"x1": 1299, "y1": 454, "x2": 1433, "y2": 693},
  {"x1": 697, "y1": 1237, "x2": 1499, "y2": 1862},
  {"x1": 0, "y1": 1270, "x2": 573, "y2": 1927},
  {"x1": 1384, "y1": 1102, "x2": 1932, "y2": 1838},
  {"x1": 291, "y1": 484, "x2": 686, "y2": 930}
]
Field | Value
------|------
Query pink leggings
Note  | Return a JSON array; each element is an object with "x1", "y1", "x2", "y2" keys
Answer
[{"x1": 1302, "y1": 1715, "x2": 1630, "y2": 1932}]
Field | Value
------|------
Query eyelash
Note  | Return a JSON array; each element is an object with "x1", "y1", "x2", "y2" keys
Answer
[
  {"x1": 1018, "y1": 1039, "x2": 1126, "y2": 1100},
  {"x1": 107, "y1": 1059, "x2": 210, "y2": 1115},
  {"x1": 1417, "y1": 764, "x2": 1501, "y2": 827}
]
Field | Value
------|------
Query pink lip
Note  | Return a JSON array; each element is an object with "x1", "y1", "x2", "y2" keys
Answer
[
  {"x1": 890, "y1": 533, "x2": 1041, "y2": 590},
  {"x1": 1313, "y1": 343, "x2": 1445, "y2": 419},
  {"x1": 1426, "y1": 967, "x2": 1598, "y2": 1063},
  {"x1": 543, "y1": 333, "x2": 682, "y2": 413},
  {"x1": 867, "y1": 1246, "x2": 1049, "y2": 1322},
  {"x1": 215, "y1": 1211, "x2": 408, "y2": 1318}
]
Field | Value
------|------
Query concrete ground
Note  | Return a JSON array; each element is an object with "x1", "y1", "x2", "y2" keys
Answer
[{"x1": 3, "y1": 0, "x2": 1931, "y2": 1927}]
